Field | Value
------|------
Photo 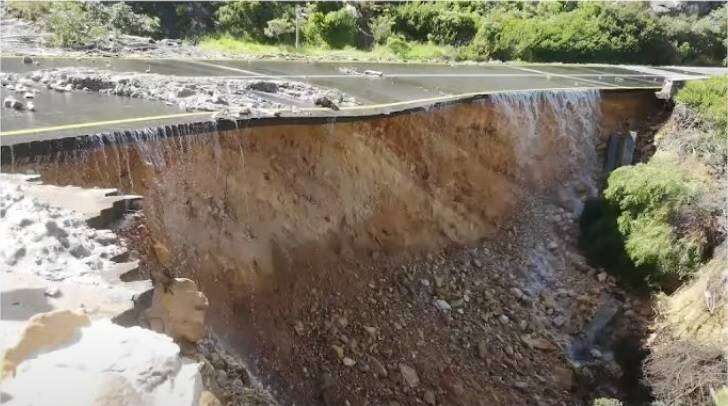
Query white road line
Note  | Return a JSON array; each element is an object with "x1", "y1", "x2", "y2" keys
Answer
[
  {"x1": 195, "y1": 73, "x2": 667, "y2": 81},
  {"x1": 185, "y1": 60, "x2": 265, "y2": 76},
  {"x1": 513, "y1": 66, "x2": 625, "y2": 88}
]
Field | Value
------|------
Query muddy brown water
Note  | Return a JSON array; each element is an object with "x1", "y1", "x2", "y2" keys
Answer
[{"x1": 2, "y1": 89, "x2": 663, "y2": 404}]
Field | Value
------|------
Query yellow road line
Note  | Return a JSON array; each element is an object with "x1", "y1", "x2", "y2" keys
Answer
[
  {"x1": 1, "y1": 86, "x2": 659, "y2": 137},
  {"x1": 0, "y1": 112, "x2": 211, "y2": 137}
]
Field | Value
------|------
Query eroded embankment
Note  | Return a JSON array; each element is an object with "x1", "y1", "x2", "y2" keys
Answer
[{"x1": 2, "y1": 89, "x2": 663, "y2": 404}]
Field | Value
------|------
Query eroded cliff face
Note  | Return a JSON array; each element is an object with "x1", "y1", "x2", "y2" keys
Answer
[{"x1": 3, "y1": 89, "x2": 662, "y2": 404}]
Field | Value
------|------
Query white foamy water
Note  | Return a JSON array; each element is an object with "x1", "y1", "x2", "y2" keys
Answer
[
  {"x1": 0, "y1": 174, "x2": 125, "y2": 282},
  {"x1": 489, "y1": 89, "x2": 602, "y2": 186}
]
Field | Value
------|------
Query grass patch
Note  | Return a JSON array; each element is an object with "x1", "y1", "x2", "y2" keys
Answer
[
  {"x1": 674, "y1": 76, "x2": 728, "y2": 130},
  {"x1": 199, "y1": 35, "x2": 461, "y2": 62}
]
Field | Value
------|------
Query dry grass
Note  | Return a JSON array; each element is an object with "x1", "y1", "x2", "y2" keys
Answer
[{"x1": 645, "y1": 253, "x2": 728, "y2": 405}]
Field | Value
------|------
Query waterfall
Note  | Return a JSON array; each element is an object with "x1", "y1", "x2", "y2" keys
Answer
[{"x1": 489, "y1": 89, "x2": 602, "y2": 200}]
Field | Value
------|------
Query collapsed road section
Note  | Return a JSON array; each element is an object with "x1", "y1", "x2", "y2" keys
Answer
[{"x1": 1, "y1": 85, "x2": 672, "y2": 404}]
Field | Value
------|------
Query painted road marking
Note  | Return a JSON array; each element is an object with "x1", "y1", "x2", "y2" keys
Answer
[
  {"x1": 512, "y1": 66, "x2": 623, "y2": 88},
  {"x1": 172, "y1": 73, "x2": 668, "y2": 80},
  {"x1": 0, "y1": 112, "x2": 211, "y2": 136},
  {"x1": 185, "y1": 60, "x2": 265, "y2": 76},
  {"x1": 0, "y1": 86, "x2": 660, "y2": 137}
]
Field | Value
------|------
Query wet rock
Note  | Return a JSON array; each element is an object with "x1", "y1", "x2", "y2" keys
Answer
[
  {"x1": 247, "y1": 81, "x2": 279, "y2": 93},
  {"x1": 315, "y1": 96, "x2": 339, "y2": 111},
  {"x1": 22, "y1": 55, "x2": 33, "y2": 64},
  {"x1": 43, "y1": 287, "x2": 61, "y2": 298},
  {"x1": 26, "y1": 101, "x2": 35, "y2": 112},
  {"x1": 176, "y1": 87, "x2": 195, "y2": 98},
  {"x1": 3, "y1": 96, "x2": 23, "y2": 110},
  {"x1": 399, "y1": 363, "x2": 420, "y2": 388}
]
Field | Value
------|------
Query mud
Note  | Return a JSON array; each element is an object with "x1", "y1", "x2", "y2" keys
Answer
[{"x1": 3, "y1": 89, "x2": 663, "y2": 404}]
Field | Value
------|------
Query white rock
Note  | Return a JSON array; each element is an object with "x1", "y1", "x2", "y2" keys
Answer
[{"x1": 434, "y1": 299, "x2": 452, "y2": 311}]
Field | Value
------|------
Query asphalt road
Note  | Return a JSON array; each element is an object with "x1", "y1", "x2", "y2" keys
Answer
[{"x1": 0, "y1": 56, "x2": 719, "y2": 145}]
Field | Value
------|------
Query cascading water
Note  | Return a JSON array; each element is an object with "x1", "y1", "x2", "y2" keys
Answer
[{"x1": 490, "y1": 89, "x2": 602, "y2": 195}]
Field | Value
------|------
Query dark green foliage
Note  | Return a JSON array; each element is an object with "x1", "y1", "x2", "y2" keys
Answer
[
  {"x1": 44, "y1": 2, "x2": 159, "y2": 47},
  {"x1": 129, "y1": 2, "x2": 219, "y2": 39},
  {"x1": 215, "y1": 1, "x2": 293, "y2": 42},
  {"x1": 304, "y1": 8, "x2": 357, "y2": 49},
  {"x1": 391, "y1": 1, "x2": 478, "y2": 45},
  {"x1": 471, "y1": 3, "x2": 674, "y2": 64}
]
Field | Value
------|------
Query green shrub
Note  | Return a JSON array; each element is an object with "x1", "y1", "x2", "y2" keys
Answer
[
  {"x1": 370, "y1": 14, "x2": 394, "y2": 45},
  {"x1": 674, "y1": 76, "x2": 728, "y2": 131},
  {"x1": 492, "y1": 3, "x2": 672, "y2": 64},
  {"x1": 581, "y1": 157, "x2": 711, "y2": 290},
  {"x1": 5, "y1": 1, "x2": 51, "y2": 21},
  {"x1": 605, "y1": 158, "x2": 708, "y2": 282},
  {"x1": 264, "y1": 17, "x2": 294, "y2": 43},
  {"x1": 106, "y1": 2, "x2": 159, "y2": 37},
  {"x1": 385, "y1": 35, "x2": 411, "y2": 58},
  {"x1": 392, "y1": 1, "x2": 478, "y2": 45},
  {"x1": 46, "y1": 2, "x2": 105, "y2": 47},
  {"x1": 34, "y1": 2, "x2": 159, "y2": 48},
  {"x1": 660, "y1": 5, "x2": 727, "y2": 66},
  {"x1": 215, "y1": 1, "x2": 292, "y2": 42},
  {"x1": 304, "y1": 8, "x2": 357, "y2": 49}
]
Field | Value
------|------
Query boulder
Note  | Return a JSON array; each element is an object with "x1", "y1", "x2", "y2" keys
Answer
[{"x1": 145, "y1": 278, "x2": 209, "y2": 343}]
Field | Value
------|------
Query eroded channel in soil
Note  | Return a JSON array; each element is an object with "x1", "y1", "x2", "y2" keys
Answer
[{"x1": 2, "y1": 88, "x2": 666, "y2": 405}]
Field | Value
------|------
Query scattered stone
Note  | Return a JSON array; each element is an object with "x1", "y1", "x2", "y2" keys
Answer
[
  {"x1": 26, "y1": 101, "x2": 35, "y2": 111},
  {"x1": 521, "y1": 335, "x2": 556, "y2": 351},
  {"x1": 3, "y1": 96, "x2": 23, "y2": 110},
  {"x1": 294, "y1": 320, "x2": 305, "y2": 336},
  {"x1": 424, "y1": 390, "x2": 436, "y2": 405},
  {"x1": 315, "y1": 96, "x2": 339, "y2": 111},
  {"x1": 435, "y1": 299, "x2": 452, "y2": 311},
  {"x1": 364, "y1": 326, "x2": 377, "y2": 338},
  {"x1": 342, "y1": 357, "x2": 356, "y2": 367},
  {"x1": 399, "y1": 363, "x2": 420, "y2": 388},
  {"x1": 331, "y1": 344, "x2": 345, "y2": 359},
  {"x1": 369, "y1": 356, "x2": 387, "y2": 378},
  {"x1": 597, "y1": 272, "x2": 608, "y2": 282},
  {"x1": 477, "y1": 340, "x2": 488, "y2": 359},
  {"x1": 43, "y1": 287, "x2": 61, "y2": 298},
  {"x1": 514, "y1": 381, "x2": 528, "y2": 390}
]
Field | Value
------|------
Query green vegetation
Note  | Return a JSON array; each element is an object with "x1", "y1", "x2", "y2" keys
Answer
[
  {"x1": 581, "y1": 156, "x2": 710, "y2": 290},
  {"x1": 7, "y1": 1, "x2": 159, "y2": 47},
  {"x1": 6, "y1": 1, "x2": 726, "y2": 65},
  {"x1": 675, "y1": 76, "x2": 728, "y2": 130}
]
